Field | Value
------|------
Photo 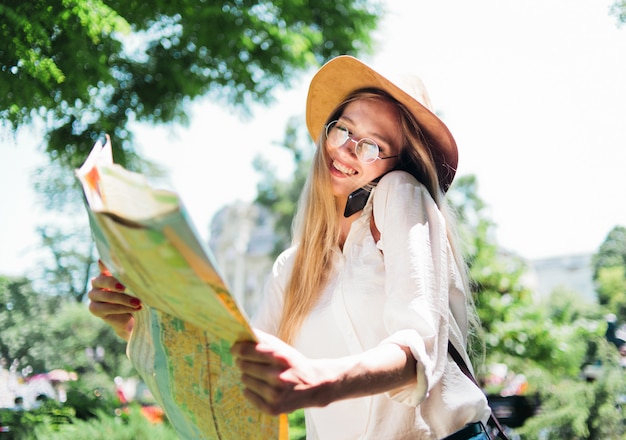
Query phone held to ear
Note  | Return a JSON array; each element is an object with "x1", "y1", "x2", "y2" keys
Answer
[
  {"x1": 343, "y1": 176, "x2": 384, "y2": 218},
  {"x1": 343, "y1": 187, "x2": 370, "y2": 217}
]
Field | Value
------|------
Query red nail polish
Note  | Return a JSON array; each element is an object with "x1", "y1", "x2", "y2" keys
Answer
[
  {"x1": 115, "y1": 283, "x2": 125, "y2": 290},
  {"x1": 130, "y1": 298, "x2": 141, "y2": 307}
]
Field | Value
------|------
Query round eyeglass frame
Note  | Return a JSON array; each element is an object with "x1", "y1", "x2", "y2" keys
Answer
[{"x1": 325, "y1": 120, "x2": 399, "y2": 164}]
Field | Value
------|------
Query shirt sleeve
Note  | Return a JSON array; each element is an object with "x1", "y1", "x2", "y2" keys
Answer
[
  {"x1": 250, "y1": 247, "x2": 296, "y2": 336},
  {"x1": 372, "y1": 170, "x2": 458, "y2": 406}
]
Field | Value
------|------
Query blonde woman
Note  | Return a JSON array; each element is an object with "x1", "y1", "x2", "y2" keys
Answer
[{"x1": 89, "y1": 56, "x2": 492, "y2": 439}]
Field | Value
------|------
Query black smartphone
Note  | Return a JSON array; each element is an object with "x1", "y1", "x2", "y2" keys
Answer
[
  {"x1": 343, "y1": 176, "x2": 384, "y2": 218},
  {"x1": 343, "y1": 187, "x2": 370, "y2": 217}
]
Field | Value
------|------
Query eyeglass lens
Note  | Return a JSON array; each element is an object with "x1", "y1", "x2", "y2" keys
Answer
[{"x1": 326, "y1": 121, "x2": 380, "y2": 163}]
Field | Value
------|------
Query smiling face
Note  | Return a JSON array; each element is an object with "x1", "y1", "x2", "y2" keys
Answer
[{"x1": 325, "y1": 98, "x2": 403, "y2": 201}]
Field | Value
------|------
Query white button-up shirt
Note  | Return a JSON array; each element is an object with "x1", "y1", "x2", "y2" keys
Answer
[{"x1": 253, "y1": 171, "x2": 491, "y2": 439}]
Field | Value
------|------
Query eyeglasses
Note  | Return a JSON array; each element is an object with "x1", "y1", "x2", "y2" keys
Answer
[{"x1": 325, "y1": 120, "x2": 399, "y2": 164}]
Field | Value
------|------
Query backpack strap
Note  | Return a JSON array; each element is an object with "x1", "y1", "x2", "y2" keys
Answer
[{"x1": 448, "y1": 341, "x2": 509, "y2": 440}]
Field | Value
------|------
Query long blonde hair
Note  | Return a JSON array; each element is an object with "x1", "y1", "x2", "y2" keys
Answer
[{"x1": 277, "y1": 89, "x2": 479, "y2": 346}]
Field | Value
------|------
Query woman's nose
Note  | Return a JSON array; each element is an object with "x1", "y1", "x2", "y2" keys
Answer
[{"x1": 338, "y1": 138, "x2": 358, "y2": 157}]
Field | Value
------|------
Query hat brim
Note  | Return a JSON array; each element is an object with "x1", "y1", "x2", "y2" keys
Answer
[{"x1": 305, "y1": 56, "x2": 458, "y2": 190}]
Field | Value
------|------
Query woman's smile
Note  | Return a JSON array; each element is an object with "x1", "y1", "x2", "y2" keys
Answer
[{"x1": 331, "y1": 159, "x2": 357, "y2": 176}]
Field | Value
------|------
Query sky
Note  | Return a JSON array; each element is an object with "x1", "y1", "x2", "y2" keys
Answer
[{"x1": 1, "y1": 0, "x2": 625, "y2": 277}]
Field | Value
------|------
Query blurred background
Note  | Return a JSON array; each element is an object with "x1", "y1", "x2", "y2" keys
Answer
[{"x1": 1, "y1": 0, "x2": 625, "y2": 438}]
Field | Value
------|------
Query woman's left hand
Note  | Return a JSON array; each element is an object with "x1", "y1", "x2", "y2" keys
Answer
[
  {"x1": 231, "y1": 330, "x2": 339, "y2": 415},
  {"x1": 232, "y1": 330, "x2": 417, "y2": 415}
]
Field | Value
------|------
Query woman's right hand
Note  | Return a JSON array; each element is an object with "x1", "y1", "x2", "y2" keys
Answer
[{"x1": 88, "y1": 261, "x2": 141, "y2": 341}]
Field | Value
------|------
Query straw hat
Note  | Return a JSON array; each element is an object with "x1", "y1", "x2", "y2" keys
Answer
[{"x1": 305, "y1": 55, "x2": 458, "y2": 191}]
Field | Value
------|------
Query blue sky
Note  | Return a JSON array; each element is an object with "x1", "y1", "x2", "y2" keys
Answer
[{"x1": 2, "y1": 0, "x2": 625, "y2": 276}]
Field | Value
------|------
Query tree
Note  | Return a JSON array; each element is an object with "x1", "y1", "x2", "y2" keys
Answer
[
  {"x1": 1, "y1": 0, "x2": 381, "y2": 169},
  {"x1": 29, "y1": 138, "x2": 172, "y2": 301},
  {"x1": 517, "y1": 337, "x2": 626, "y2": 440},
  {"x1": 592, "y1": 226, "x2": 626, "y2": 277},
  {"x1": 0, "y1": 275, "x2": 131, "y2": 378},
  {"x1": 611, "y1": 0, "x2": 626, "y2": 25},
  {"x1": 31, "y1": 162, "x2": 102, "y2": 301},
  {"x1": 2, "y1": 0, "x2": 382, "y2": 299},
  {"x1": 448, "y1": 175, "x2": 531, "y2": 333},
  {"x1": 253, "y1": 116, "x2": 311, "y2": 257},
  {"x1": 35, "y1": 225, "x2": 95, "y2": 301},
  {"x1": 0, "y1": 276, "x2": 60, "y2": 374},
  {"x1": 592, "y1": 226, "x2": 626, "y2": 320}
]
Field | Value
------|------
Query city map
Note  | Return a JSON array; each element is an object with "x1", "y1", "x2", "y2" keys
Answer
[{"x1": 76, "y1": 136, "x2": 287, "y2": 439}]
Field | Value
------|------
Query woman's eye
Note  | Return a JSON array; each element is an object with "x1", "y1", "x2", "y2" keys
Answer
[{"x1": 337, "y1": 125, "x2": 350, "y2": 134}]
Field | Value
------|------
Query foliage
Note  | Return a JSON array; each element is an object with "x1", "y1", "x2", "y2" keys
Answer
[
  {"x1": 447, "y1": 174, "x2": 494, "y2": 259},
  {"x1": 484, "y1": 288, "x2": 604, "y2": 392},
  {"x1": 0, "y1": 329, "x2": 170, "y2": 438},
  {"x1": 288, "y1": 409, "x2": 306, "y2": 440},
  {"x1": 1, "y1": 0, "x2": 381, "y2": 169},
  {"x1": 42, "y1": 301, "x2": 133, "y2": 377},
  {"x1": 517, "y1": 340, "x2": 626, "y2": 440},
  {"x1": 0, "y1": 403, "x2": 175, "y2": 440},
  {"x1": 253, "y1": 116, "x2": 312, "y2": 257},
  {"x1": 448, "y1": 175, "x2": 532, "y2": 325},
  {"x1": 0, "y1": 275, "x2": 131, "y2": 382},
  {"x1": 29, "y1": 136, "x2": 169, "y2": 302},
  {"x1": 0, "y1": 282, "x2": 162, "y2": 437},
  {"x1": 30, "y1": 158, "x2": 99, "y2": 302},
  {"x1": 592, "y1": 225, "x2": 626, "y2": 278},
  {"x1": 415, "y1": 176, "x2": 621, "y2": 437},
  {"x1": 3, "y1": 0, "x2": 381, "y2": 302},
  {"x1": 35, "y1": 405, "x2": 176, "y2": 440},
  {"x1": 0, "y1": 399, "x2": 75, "y2": 440},
  {"x1": 597, "y1": 266, "x2": 626, "y2": 319},
  {"x1": 35, "y1": 223, "x2": 96, "y2": 302},
  {"x1": 29, "y1": 157, "x2": 97, "y2": 302},
  {"x1": 592, "y1": 225, "x2": 626, "y2": 320},
  {"x1": 61, "y1": 376, "x2": 121, "y2": 421},
  {"x1": 0, "y1": 276, "x2": 63, "y2": 373},
  {"x1": 447, "y1": 177, "x2": 608, "y2": 397},
  {"x1": 611, "y1": 0, "x2": 626, "y2": 26}
]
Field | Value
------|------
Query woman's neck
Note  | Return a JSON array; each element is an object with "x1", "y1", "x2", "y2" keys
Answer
[{"x1": 337, "y1": 205, "x2": 361, "y2": 250}]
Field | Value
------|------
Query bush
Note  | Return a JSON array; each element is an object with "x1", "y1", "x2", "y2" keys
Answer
[
  {"x1": 62, "y1": 376, "x2": 119, "y2": 420},
  {"x1": 33, "y1": 405, "x2": 175, "y2": 440},
  {"x1": 0, "y1": 400, "x2": 75, "y2": 440},
  {"x1": 0, "y1": 404, "x2": 175, "y2": 440},
  {"x1": 517, "y1": 340, "x2": 626, "y2": 439},
  {"x1": 288, "y1": 409, "x2": 306, "y2": 440}
]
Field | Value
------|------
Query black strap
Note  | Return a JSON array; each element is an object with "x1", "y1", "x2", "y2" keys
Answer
[{"x1": 448, "y1": 341, "x2": 509, "y2": 440}]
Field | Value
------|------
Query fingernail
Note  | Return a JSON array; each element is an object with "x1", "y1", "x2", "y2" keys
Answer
[
  {"x1": 115, "y1": 283, "x2": 125, "y2": 290},
  {"x1": 130, "y1": 298, "x2": 141, "y2": 307}
]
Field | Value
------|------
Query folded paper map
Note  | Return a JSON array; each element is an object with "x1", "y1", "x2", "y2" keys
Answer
[{"x1": 76, "y1": 136, "x2": 287, "y2": 439}]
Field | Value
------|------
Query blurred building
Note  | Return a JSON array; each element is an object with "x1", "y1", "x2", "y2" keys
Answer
[
  {"x1": 525, "y1": 253, "x2": 596, "y2": 302},
  {"x1": 208, "y1": 201, "x2": 278, "y2": 318}
]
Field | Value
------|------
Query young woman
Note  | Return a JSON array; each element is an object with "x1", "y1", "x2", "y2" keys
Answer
[{"x1": 89, "y1": 56, "x2": 491, "y2": 439}]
